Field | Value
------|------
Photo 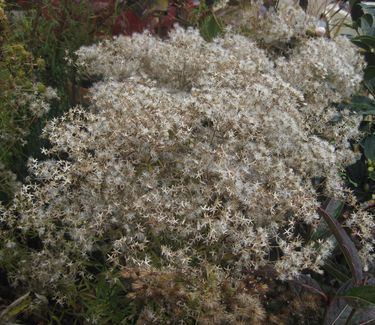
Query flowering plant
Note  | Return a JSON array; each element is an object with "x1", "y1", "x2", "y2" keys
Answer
[
  {"x1": 0, "y1": 1, "x2": 57, "y2": 202},
  {"x1": 1, "y1": 1, "x2": 373, "y2": 323}
]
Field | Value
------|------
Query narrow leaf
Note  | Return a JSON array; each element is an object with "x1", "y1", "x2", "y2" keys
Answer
[
  {"x1": 345, "y1": 96, "x2": 375, "y2": 115},
  {"x1": 324, "y1": 279, "x2": 375, "y2": 325},
  {"x1": 200, "y1": 14, "x2": 222, "y2": 41},
  {"x1": 0, "y1": 292, "x2": 32, "y2": 321},
  {"x1": 352, "y1": 35, "x2": 375, "y2": 50},
  {"x1": 317, "y1": 207, "x2": 363, "y2": 284},
  {"x1": 291, "y1": 275, "x2": 328, "y2": 301},
  {"x1": 344, "y1": 285, "x2": 375, "y2": 306},
  {"x1": 359, "y1": 3, "x2": 375, "y2": 18},
  {"x1": 351, "y1": 95, "x2": 375, "y2": 106},
  {"x1": 324, "y1": 260, "x2": 351, "y2": 283},
  {"x1": 324, "y1": 280, "x2": 354, "y2": 325},
  {"x1": 363, "y1": 135, "x2": 375, "y2": 161},
  {"x1": 312, "y1": 199, "x2": 344, "y2": 241},
  {"x1": 360, "y1": 15, "x2": 374, "y2": 36},
  {"x1": 365, "y1": 52, "x2": 375, "y2": 65},
  {"x1": 364, "y1": 66, "x2": 375, "y2": 81},
  {"x1": 364, "y1": 78, "x2": 375, "y2": 94}
]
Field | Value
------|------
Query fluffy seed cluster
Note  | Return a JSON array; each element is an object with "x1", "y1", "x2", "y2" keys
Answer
[
  {"x1": 0, "y1": 16, "x2": 371, "y2": 321},
  {"x1": 219, "y1": 0, "x2": 316, "y2": 45},
  {"x1": 345, "y1": 210, "x2": 375, "y2": 271}
]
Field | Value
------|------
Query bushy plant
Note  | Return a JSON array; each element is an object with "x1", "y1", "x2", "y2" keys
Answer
[
  {"x1": 0, "y1": 0, "x2": 57, "y2": 202},
  {"x1": 11, "y1": 0, "x2": 100, "y2": 101},
  {"x1": 1, "y1": 1, "x2": 373, "y2": 323},
  {"x1": 342, "y1": 2, "x2": 375, "y2": 206}
]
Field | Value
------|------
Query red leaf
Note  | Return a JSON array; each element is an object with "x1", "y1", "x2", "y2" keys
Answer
[{"x1": 113, "y1": 11, "x2": 147, "y2": 36}]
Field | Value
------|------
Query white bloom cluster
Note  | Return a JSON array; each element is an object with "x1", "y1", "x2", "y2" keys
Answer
[
  {"x1": 220, "y1": 0, "x2": 315, "y2": 45},
  {"x1": 2, "y1": 85, "x2": 58, "y2": 145},
  {"x1": 0, "y1": 85, "x2": 58, "y2": 198},
  {"x1": 1, "y1": 25, "x2": 370, "y2": 299},
  {"x1": 27, "y1": 86, "x2": 58, "y2": 117},
  {"x1": 0, "y1": 162, "x2": 20, "y2": 197},
  {"x1": 345, "y1": 210, "x2": 375, "y2": 271}
]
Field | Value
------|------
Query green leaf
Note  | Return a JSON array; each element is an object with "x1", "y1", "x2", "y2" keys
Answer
[
  {"x1": 365, "y1": 66, "x2": 375, "y2": 81},
  {"x1": 348, "y1": 177, "x2": 359, "y2": 187},
  {"x1": 364, "y1": 134, "x2": 375, "y2": 160},
  {"x1": 0, "y1": 292, "x2": 32, "y2": 321},
  {"x1": 200, "y1": 14, "x2": 223, "y2": 42},
  {"x1": 362, "y1": 13, "x2": 374, "y2": 27},
  {"x1": 360, "y1": 14, "x2": 375, "y2": 36},
  {"x1": 352, "y1": 35, "x2": 375, "y2": 50},
  {"x1": 350, "y1": 0, "x2": 359, "y2": 8},
  {"x1": 365, "y1": 52, "x2": 375, "y2": 65},
  {"x1": 365, "y1": 78, "x2": 375, "y2": 94},
  {"x1": 345, "y1": 95, "x2": 375, "y2": 115},
  {"x1": 351, "y1": 96, "x2": 375, "y2": 106},
  {"x1": 360, "y1": 3, "x2": 375, "y2": 18},
  {"x1": 343, "y1": 285, "x2": 375, "y2": 306},
  {"x1": 369, "y1": 171, "x2": 375, "y2": 181},
  {"x1": 325, "y1": 279, "x2": 375, "y2": 325},
  {"x1": 324, "y1": 280, "x2": 354, "y2": 325}
]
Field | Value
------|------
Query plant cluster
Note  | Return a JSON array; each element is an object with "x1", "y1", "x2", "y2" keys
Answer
[
  {"x1": 218, "y1": 0, "x2": 315, "y2": 45},
  {"x1": 0, "y1": 0, "x2": 57, "y2": 202},
  {"x1": 1, "y1": 0, "x2": 375, "y2": 324},
  {"x1": 1, "y1": 2, "x2": 372, "y2": 319},
  {"x1": 342, "y1": 2, "x2": 375, "y2": 207}
]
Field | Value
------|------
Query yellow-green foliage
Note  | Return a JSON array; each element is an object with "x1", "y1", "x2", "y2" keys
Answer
[{"x1": 0, "y1": 3, "x2": 55, "y2": 201}]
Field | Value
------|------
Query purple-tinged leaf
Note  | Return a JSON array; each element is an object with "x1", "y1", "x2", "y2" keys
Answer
[
  {"x1": 317, "y1": 207, "x2": 363, "y2": 284},
  {"x1": 290, "y1": 275, "x2": 328, "y2": 302},
  {"x1": 313, "y1": 199, "x2": 344, "y2": 241},
  {"x1": 324, "y1": 279, "x2": 375, "y2": 325}
]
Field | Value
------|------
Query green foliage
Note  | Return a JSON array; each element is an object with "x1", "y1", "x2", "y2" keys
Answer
[
  {"x1": 351, "y1": 4, "x2": 375, "y2": 93},
  {"x1": 3, "y1": 1, "x2": 119, "y2": 193},
  {"x1": 344, "y1": 95, "x2": 375, "y2": 115},
  {"x1": 0, "y1": 0, "x2": 120, "y2": 200},
  {"x1": 0, "y1": 2, "x2": 50, "y2": 202},
  {"x1": 343, "y1": 3, "x2": 375, "y2": 203},
  {"x1": 77, "y1": 275, "x2": 134, "y2": 325},
  {"x1": 315, "y1": 207, "x2": 375, "y2": 325},
  {"x1": 11, "y1": 0, "x2": 98, "y2": 101},
  {"x1": 344, "y1": 285, "x2": 375, "y2": 306},
  {"x1": 199, "y1": 13, "x2": 223, "y2": 41},
  {"x1": 0, "y1": 292, "x2": 32, "y2": 323},
  {"x1": 367, "y1": 158, "x2": 375, "y2": 181},
  {"x1": 364, "y1": 134, "x2": 375, "y2": 161},
  {"x1": 0, "y1": 2, "x2": 133, "y2": 322},
  {"x1": 324, "y1": 279, "x2": 375, "y2": 325}
]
